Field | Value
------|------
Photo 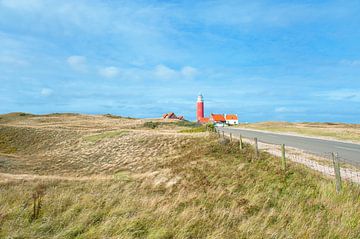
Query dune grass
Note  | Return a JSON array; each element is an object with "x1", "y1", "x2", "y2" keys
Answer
[
  {"x1": 178, "y1": 127, "x2": 206, "y2": 133},
  {"x1": 83, "y1": 130, "x2": 129, "y2": 143},
  {"x1": 1, "y1": 136, "x2": 360, "y2": 238}
]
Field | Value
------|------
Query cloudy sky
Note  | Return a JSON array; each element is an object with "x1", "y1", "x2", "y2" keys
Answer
[{"x1": 1, "y1": 0, "x2": 359, "y2": 122}]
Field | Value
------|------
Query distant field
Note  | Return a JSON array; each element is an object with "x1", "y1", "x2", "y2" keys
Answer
[
  {"x1": 238, "y1": 122, "x2": 360, "y2": 143},
  {"x1": 0, "y1": 113, "x2": 360, "y2": 238}
]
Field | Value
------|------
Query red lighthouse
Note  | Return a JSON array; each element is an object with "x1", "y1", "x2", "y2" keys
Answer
[{"x1": 197, "y1": 94, "x2": 204, "y2": 121}]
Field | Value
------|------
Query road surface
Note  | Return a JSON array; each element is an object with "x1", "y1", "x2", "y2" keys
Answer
[{"x1": 218, "y1": 127, "x2": 360, "y2": 166}]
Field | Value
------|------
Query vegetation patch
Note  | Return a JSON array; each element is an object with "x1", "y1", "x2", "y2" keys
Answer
[
  {"x1": 113, "y1": 171, "x2": 132, "y2": 182},
  {"x1": 144, "y1": 120, "x2": 200, "y2": 130},
  {"x1": 0, "y1": 134, "x2": 17, "y2": 154},
  {"x1": 1, "y1": 114, "x2": 360, "y2": 238},
  {"x1": 179, "y1": 127, "x2": 206, "y2": 133},
  {"x1": 143, "y1": 121, "x2": 161, "y2": 129},
  {"x1": 83, "y1": 131, "x2": 128, "y2": 143}
]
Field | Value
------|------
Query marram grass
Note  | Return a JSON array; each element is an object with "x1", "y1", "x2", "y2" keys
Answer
[{"x1": 1, "y1": 137, "x2": 360, "y2": 238}]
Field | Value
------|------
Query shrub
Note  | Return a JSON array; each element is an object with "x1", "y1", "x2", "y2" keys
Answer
[
  {"x1": 143, "y1": 122, "x2": 160, "y2": 129},
  {"x1": 173, "y1": 120, "x2": 199, "y2": 128},
  {"x1": 103, "y1": 114, "x2": 123, "y2": 119}
]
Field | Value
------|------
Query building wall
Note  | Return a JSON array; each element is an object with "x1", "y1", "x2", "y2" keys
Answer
[{"x1": 226, "y1": 120, "x2": 238, "y2": 125}]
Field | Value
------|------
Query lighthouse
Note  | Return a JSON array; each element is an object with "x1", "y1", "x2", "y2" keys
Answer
[{"x1": 196, "y1": 94, "x2": 204, "y2": 121}]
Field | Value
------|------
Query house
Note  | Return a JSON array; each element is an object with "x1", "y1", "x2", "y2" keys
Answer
[
  {"x1": 225, "y1": 114, "x2": 238, "y2": 125},
  {"x1": 162, "y1": 112, "x2": 184, "y2": 120},
  {"x1": 210, "y1": 113, "x2": 226, "y2": 126},
  {"x1": 198, "y1": 117, "x2": 210, "y2": 124}
]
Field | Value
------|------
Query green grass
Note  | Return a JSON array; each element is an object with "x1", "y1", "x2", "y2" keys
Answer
[
  {"x1": 143, "y1": 121, "x2": 161, "y2": 129},
  {"x1": 144, "y1": 120, "x2": 200, "y2": 129},
  {"x1": 1, "y1": 137, "x2": 360, "y2": 238},
  {"x1": 83, "y1": 130, "x2": 128, "y2": 143},
  {"x1": 178, "y1": 127, "x2": 206, "y2": 133}
]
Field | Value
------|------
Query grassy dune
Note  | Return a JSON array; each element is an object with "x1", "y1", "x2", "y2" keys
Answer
[
  {"x1": 239, "y1": 122, "x2": 360, "y2": 143},
  {"x1": 0, "y1": 114, "x2": 360, "y2": 238}
]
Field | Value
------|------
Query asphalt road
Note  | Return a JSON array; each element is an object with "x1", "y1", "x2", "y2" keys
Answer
[{"x1": 218, "y1": 127, "x2": 360, "y2": 166}]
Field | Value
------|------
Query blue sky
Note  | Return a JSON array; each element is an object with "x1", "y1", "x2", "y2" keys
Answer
[{"x1": 1, "y1": 0, "x2": 360, "y2": 122}]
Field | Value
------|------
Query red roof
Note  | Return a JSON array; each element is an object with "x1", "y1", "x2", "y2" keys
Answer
[
  {"x1": 162, "y1": 112, "x2": 184, "y2": 120},
  {"x1": 198, "y1": 117, "x2": 210, "y2": 123},
  {"x1": 225, "y1": 114, "x2": 238, "y2": 120},
  {"x1": 211, "y1": 114, "x2": 225, "y2": 122}
]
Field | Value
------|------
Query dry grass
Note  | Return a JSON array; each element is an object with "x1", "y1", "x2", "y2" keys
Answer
[
  {"x1": 0, "y1": 113, "x2": 360, "y2": 238},
  {"x1": 239, "y1": 122, "x2": 360, "y2": 143}
]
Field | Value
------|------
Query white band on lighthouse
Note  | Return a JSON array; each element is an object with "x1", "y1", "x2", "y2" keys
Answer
[{"x1": 197, "y1": 94, "x2": 203, "y2": 102}]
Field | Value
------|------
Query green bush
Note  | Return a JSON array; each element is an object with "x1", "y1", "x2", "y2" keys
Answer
[
  {"x1": 173, "y1": 120, "x2": 199, "y2": 128},
  {"x1": 143, "y1": 122, "x2": 161, "y2": 129},
  {"x1": 206, "y1": 123, "x2": 215, "y2": 131}
]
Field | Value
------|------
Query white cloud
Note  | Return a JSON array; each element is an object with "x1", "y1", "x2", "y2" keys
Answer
[
  {"x1": 154, "y1": 64, "x2": 198, "y2": 80},
  {"x1": 181, "y1": 66, "x2": 198, "y2": 79},
  {"x1": 67, "y1": 55, "x2": 87, "y2": 72},
  {"x1": 40, "y1": 88, "x2": 53, "y2": 97},
  {"x1": 275, "y1": 107, "x2": 305, "y2": 113},
  {"x1": 98, "y1": 66, "x2": 119, "y2": 78},
  {"x1": 154, "y1": 64, "x2": 177, "y2": 80}
]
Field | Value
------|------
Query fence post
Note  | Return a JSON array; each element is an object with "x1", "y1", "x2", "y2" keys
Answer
[
  {"x1": 281, "y1": 144, "x2": 286, "y2": 171},
  {"x1": 332, "y1": 152, "x2": 342, "y2": 192},
  {"x1": 254, "y1": 137, "x2": 259, "y2": 158},
  {"x1": 239, "y1": 134, "x2": 243, "y2": 150},
  {"x1": 230, "y1": 133, "x2": 232, "y2": 142}
]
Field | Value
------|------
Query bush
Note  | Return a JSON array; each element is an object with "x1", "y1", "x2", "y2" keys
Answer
[
  {"x1": 206, "y1": 123, "x2": 215, "y2": 131},
  {"x1": 103, "y1": 114, "x2": 123, "y2": 119},
  {"x1": 173, "y1": 120, "x2": 199, "y2": 128},
  {"x1": 143, "y1": 122, "x2": 160, "y2": 129}
]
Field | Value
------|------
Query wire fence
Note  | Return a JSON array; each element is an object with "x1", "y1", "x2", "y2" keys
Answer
[{"x1": 214, "y1": 128, "x2": 360, "y2": 190}]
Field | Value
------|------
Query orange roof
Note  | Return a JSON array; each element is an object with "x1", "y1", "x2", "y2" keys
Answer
[
  {"x1": 211, "y1": 114, "x2": 225, "y2": 122},
  {"x1": 225, "y1": 114, "x2": 238, "y2": 120},
  {"x1": 198, "y1": 117, "x2": 210, "y2": 123}
]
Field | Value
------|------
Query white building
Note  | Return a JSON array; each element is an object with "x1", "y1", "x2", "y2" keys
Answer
[{"x1": 225, "y1": 114, "x2": 239, "y2": 125}]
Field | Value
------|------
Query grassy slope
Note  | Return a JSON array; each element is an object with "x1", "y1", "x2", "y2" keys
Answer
[
  {"x1": 239, "y1": 122, "x2": 360, "y2": 143},
  {"x1": 0, "y1": 114, "x2": 360, "y2": 238}
]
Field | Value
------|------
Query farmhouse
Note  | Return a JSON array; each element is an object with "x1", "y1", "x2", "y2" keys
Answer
[
  {"x1": 210, "y1": 113, "x2": 226, "y2": 126},
  {"x1": 162, "y1": 112, "x2": 184, "y2": 120},
  {"x1": 225, "y1": 114, "x2": 239, "y2": 125}
]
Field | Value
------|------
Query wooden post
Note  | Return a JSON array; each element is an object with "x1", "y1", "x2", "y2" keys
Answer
[
  {"x1": 254, "y1": 137, "x2": 259, "y2": 158},
  {"x1": 230, "y1": 133, "x2": 232, "y2": 142},
  {"x1": 281, "y1": 144, "x2": 286, "y2": 170},
  {"x1": 239, "y1": 134, "x2": 243, "y2": 150},
  {"x1": 332, "y1": 152, "x2": 342, "y2": 192}
]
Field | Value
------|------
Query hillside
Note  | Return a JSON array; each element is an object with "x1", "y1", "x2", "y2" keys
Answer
[{"x1": 0, "y1": 113, "x2": 360, "y2": 238}]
